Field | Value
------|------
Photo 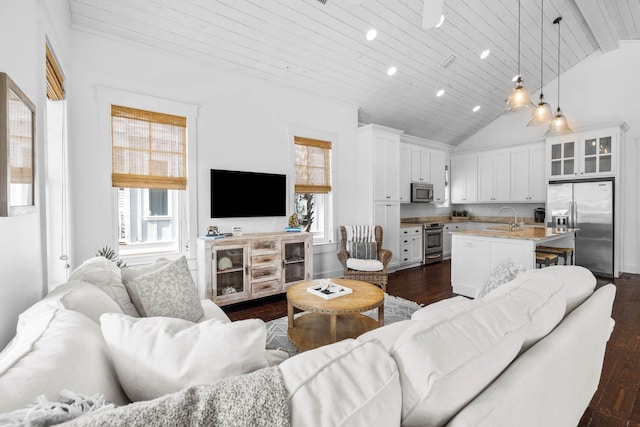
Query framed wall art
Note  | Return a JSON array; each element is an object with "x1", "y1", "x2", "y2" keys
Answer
[{"x1": 0, "y1": 72, "x2": 36, "y2": 216}]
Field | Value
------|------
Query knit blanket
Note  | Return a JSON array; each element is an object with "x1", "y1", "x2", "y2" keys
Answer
[{"x1": 49, "y1": 367, "x2": 286, "y2": 427}]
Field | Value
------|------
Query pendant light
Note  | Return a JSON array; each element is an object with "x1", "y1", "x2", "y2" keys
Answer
[
  {"x1": 545, "y1": 16, "x2": 573, "y2": 136},
  {"x1": 505, "y1": 0, "x2": 535, "y2": 113},
  {"x1": 528, "y1": 0, "x2": 553, "y2": 126}
]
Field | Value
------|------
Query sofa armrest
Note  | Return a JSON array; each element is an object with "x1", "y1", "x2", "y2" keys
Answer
[{"x1": 198, "y1": 299, "x2": 231, "y2": 323}]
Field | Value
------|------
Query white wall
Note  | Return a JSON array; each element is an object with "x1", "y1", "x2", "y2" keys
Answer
[
  {"x1": 67, "y1": 30, "x2": 359, "y2": 278},
  {"x1": 0, "y1": 0, "x2": 47, "y2": 347},
  {"x1": 457, "y1": 41, "x2": 640, "y2": 273}
]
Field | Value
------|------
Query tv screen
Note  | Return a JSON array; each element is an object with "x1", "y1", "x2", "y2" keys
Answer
[{"x1": 210, "y1": 169, "x2": 287, "y2": 218}]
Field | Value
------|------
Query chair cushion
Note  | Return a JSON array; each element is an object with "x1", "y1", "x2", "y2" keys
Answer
[
  {"x1": 0, "y1": 309, "x2": 129, "y2": 412},
  {"x1": 346, "y1": 258, "x2": 384, "y2": 272},
  {"x1": 100, "y1": 314, "x2": 271, "y2": 402},
  {"x1": 123, "y1": 256, "x2": 204, "y2": 322},
  {"x1": 68, "y1": 256, "x2": 139, "y2": 317},
  {"x1": 390, "y1": 297, "x2": 529, "y2": 427},
  {"x1": 347, "y1": 241, "x2": 378, "y2": 260},
  {"x1": 279, "y1": 339, "x2": 401, "y2": 427}
]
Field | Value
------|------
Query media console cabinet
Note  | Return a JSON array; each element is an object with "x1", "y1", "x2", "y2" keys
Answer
[{"x1": 197, "y1": 231, "x2": 313, "y2": 306}]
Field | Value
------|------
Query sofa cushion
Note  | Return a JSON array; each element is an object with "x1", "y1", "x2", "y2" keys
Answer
[
  {"x1": 68, "y1": 256, "x2": 139, "y2": 317},
  {"x1": 279, "y1": 339, "x2": 401, "y2": 427},
  {"x1": 0, "y1": 309, "x2": 128, "y2": 412},
  {"x1": 100, "y1": 313, "x2": 271, "y2": 402},
  {"x1": 484, "y1": 269, "x2": 566, "y2": 351},
  {"x1": 390, "y1": 297, "x2": 529, "y2": 427},
  {"x1": 17, "y1": 281, "x2": 124, "y2": 332},
  {"x1": 475, "y1": 258, "x2": 527, "y2": 298},
  {"x1": 541, "y1": 265, "x2": 597, "y2": 315},
  {"x1": 411, "y1": 295, "x2": 474, "y2": 323},
  {"x1": 123, "y1": 256, "x2": 203, "y2": 322},
  {"x1": 357, "y1": 319, "x2": 417, "y2": 351}
]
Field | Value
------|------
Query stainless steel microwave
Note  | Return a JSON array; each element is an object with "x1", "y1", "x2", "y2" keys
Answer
[{"x1": 411, "y1": 182, "x2": 433, "y2": 203}]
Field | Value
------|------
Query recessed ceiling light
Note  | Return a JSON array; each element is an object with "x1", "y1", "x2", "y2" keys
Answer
[
  {"x1": 435, "y1": 15, "x2": 445, "y2": 28},
  {"x1": 436, "y1": 89, "x2": 445, "y2": 97},
  {"x1": 387, "y1": 66, "x2": 397, "y2": 76},
  {"x1": 480, "y1": 49, "x2": 490, "y2": 60},
  {"x1": 512, "y1": 74, "x2": 520, "y2": 82},
  {"x1": 472, "y1": 105, "x2": 481, "y2": 112},
  {"x1": 366, "y1": 29, "x2": 377, "y2": 41}
]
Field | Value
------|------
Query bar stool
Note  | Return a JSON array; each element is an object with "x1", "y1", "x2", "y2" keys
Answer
[
  {"x1": 535, "y1": 252, "x2": 559, "y2": 268},
  {"x1": 536, "y1": 246, "x2": 574, "y2": 265}
]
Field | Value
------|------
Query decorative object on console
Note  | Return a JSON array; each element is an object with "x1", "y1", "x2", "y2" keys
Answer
[
  {"x1": 232, "y1": 226, "x2": 243, "y2": 236},
  {"x1": 528, "y1": 0, "x2": 554, "y2": 127},
  {"x1": 546, "y1": 16, "x2": 573, "y2": 136},
  {"x1": 0, "y1": 72, "x2": 36, "y2": 217},
  {"x1": 504, "y1": 0, "x2": 535, "y2": 113},
  {"x1": 288, "y1": 213, "x2": 299, "y2": 228},
  {"x1": 207, "y1": 225, "x2": 219, "y2": 236}
]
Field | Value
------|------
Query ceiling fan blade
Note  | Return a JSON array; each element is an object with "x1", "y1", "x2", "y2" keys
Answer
[{"x1": 422, "y1": 0, "x2": 444, "y2": 29}]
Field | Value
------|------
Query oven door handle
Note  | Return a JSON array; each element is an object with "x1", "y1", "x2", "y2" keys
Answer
[{"x1": 426, "y1": 254, "x2": 442, "y2": 259}]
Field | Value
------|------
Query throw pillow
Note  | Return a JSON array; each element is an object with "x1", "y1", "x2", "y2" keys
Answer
[
  {"x1": 124, "y1": 256, "x2": 204, "y2": 322},
  {"x1": 68, "y1": 256, "x2": 139, "y2": 317},
  {"x1": 475, "y1": 258, "x2": 526, "y2": 298},
  {"x1": 100, "y1": 314, "x2": 271, "y2": 402},
  {"x1": 347, "y1": 241, "x2": 378, "y2": 260}
]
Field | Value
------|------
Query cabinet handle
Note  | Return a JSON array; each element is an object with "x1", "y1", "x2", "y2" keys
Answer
[{"x1": 245, "y1": 266, "x2": 248, "y2": 275}]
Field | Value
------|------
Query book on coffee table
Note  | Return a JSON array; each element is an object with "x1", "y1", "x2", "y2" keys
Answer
[{"x1": 307, "y1": 282, "x2": 353, "y2": 300}]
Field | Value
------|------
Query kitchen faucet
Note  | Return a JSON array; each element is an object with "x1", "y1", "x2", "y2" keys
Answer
[{"x1": 498, "y1": 206, "x2": 519, "y2": 230}]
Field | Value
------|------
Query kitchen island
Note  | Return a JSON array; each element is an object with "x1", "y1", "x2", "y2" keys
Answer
[{"x1": 451, "y1": 226, "x2": 576, "y2": 298}]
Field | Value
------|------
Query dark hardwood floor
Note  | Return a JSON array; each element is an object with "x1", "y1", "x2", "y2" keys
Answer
[{"x1": 223, "y1": 260, "x2": 640, "y2": 426}]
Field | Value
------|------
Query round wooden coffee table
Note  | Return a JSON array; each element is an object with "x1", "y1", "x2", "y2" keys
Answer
[{"x1": 287, "y1": 278, "x2": 384, "y2": 352}]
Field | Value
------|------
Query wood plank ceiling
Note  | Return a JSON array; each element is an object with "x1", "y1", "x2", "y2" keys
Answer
[{"x1": 68, "y1": 0, "x2": 640, "y2": 145}]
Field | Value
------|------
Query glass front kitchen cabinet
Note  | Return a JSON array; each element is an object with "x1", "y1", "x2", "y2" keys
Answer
[{"x1": 547, "y1": 126, "x2": 620, "y2": 180}]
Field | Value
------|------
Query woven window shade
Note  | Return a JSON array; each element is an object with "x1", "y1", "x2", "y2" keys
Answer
[
  {"x1": 111, "y1": 105, "x2": 187, "y2": 190},
  {"x1": 45, "y1": 44, "x2": 64, "y2": 101},
  {"x1": 294, "y1": 136, "x2": 331, "y2": 194}
]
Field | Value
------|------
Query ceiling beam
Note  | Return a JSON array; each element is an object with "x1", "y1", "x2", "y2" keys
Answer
[{"x1": 574, "y1": 0, "x2": 619, "y2": 53}]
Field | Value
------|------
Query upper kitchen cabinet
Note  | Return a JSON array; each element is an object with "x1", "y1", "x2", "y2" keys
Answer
[
  {"x1": 510, "y1": 144, "x2": 545, "y2": 202},
  {"x1": 399, "y1": 144, "x2": 411, "y2": 203},
  {"x1": 404, "y1": 143, "x2": 447, "y2": 204},
  {"x1": 477, "y1": 150, "x2": 510, "y2": 203},
  {"x1": 546, "y1": 126, "x2": 621, "y2": 180},
  {"x1": 451, "y1": 154, "x2": 478, "y2": 203}
]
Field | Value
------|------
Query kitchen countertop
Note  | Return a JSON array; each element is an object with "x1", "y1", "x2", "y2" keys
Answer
[
  {"x1": 400, "y1": 216, "x2": 544, "y2": 228},
  {"x1": 451, "y1": 226, "x2": 576, "y2": 242}
]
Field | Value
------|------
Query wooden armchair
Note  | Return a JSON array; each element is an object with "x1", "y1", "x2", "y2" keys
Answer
[{"x1": 336, "y1": 225, "x2": 392, "y2": 292}]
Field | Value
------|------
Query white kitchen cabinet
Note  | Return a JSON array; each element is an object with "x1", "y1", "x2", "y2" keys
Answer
[
  {"x1": 373, "y1": 133, "x2": 400, "y2": 201},
  {"x1": 411, "y1": 147, "x2": 430, "y2": 183},
  {"x1": 374, "y1": 201, "x2": 400, "y2": 268},
  {"x1": 398, "y1": 226, "x2": 422, "y2": 268},
  {"x1": 399, "y1": 144, "x2": 412, "y2": 203},
  {"x1": 430, "y1": 151, "x2": 446, "y2": 203},
  {"x1": 511, "y1": 144, "x2": 546, "y2": 202},
  {"x1": 547, "y1": 126, "x2": 620, "y2": 180},
  {"x1": 451, "y1": 154, "x2": 478, "y2": 203},
  {"x1": 477, "y1": 151, "x2": 510, "y2": 202}
]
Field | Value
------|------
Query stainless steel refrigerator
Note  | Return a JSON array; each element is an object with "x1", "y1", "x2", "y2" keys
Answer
[{"x1": 547, "y1": 179, "x2": 614, "y2": 277}]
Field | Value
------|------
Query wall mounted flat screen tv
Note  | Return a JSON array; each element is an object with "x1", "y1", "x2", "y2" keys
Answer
[{"x1": 210, "y1": 169, "x2": 286, "y2": 218}]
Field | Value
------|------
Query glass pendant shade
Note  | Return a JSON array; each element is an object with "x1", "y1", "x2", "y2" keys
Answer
[
  {"x1": 527, "y1": 95, "x2": 554, "y2": 126},
  {"x1": 505, "y1": 77, "x2": 535, "y2": 112},
  {"x1": 545, "y1": 108, "x2": 572, "y2": 136}
]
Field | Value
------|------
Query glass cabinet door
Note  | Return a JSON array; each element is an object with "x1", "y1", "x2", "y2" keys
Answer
[
  {"x1": 283, "y1": 241, "x2": 307, "y2": 285},
  {"x1": 582, "y1": 135, "x2": 613, "y2": 176},
  {"x1": 550, "y1": 140, "x2": 576, "y2": 177},
  {"x1": 212, "y1": 246, "x2": 247, "y2": 299}
]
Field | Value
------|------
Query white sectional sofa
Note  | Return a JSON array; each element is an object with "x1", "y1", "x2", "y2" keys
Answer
[{"x1": 0, "y1": 256, "x2": 615, "y2": 426}]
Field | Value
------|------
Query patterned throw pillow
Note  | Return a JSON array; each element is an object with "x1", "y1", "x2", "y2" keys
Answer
[
  {"x1": 125, "y1": 256, "x2": 204, "y2": 322},
  {"x1": 475, "y1": 258, "x2": 527, "y2": 298},
  {"x1": 347, "y1": 241, "x2": 378, "y2": 260}
]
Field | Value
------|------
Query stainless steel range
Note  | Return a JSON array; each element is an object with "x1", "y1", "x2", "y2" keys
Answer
[{"x1": 423, "y1": 223, "x2": 444, "y2": 264}]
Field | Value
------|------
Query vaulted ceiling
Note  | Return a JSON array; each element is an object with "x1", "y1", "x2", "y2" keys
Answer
[{"x1": 68, "y1": 0, "x2": 640, "y2": 145}]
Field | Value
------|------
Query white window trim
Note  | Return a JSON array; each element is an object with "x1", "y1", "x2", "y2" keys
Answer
[
  {"x1": 288, "y1": 124, "x2": 337, "y2": 245},
  {"x1": 96, "y1": 86, "x2": 199, "y2": 263}
]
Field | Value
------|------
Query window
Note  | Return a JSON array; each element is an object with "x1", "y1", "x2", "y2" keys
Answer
[
  {"x1": 111, "y1": 105, "x2": 187, "y2": 256},
  {"x1": 293, "y1": 136, "x2": 332, "y2": 242}
]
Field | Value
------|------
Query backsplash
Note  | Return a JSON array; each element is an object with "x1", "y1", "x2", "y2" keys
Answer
[
  {"x1": 400, "y1": 202, "x2": 544, "y2": 221},
  {"x1": 400, "y1": 202, "x2": 451, "y2": 219}
]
